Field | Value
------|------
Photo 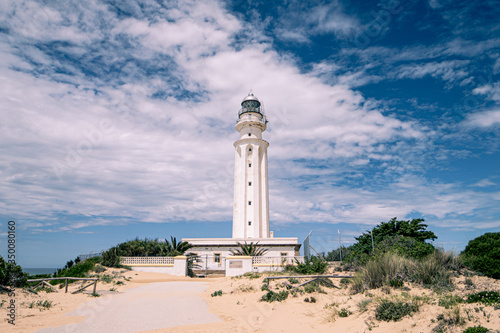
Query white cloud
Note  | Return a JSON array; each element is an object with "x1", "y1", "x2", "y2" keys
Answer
[
  {"x1": 395, "y1": 60, "x2": 469, "y2": 83},
  {"x1": 464, "y1": 109, "x2": 500, "y2": 128}
]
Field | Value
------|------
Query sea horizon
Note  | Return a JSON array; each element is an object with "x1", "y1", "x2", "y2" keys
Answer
[{"x1": 24, "y1": 267, "x2": 57, "y2": 275}]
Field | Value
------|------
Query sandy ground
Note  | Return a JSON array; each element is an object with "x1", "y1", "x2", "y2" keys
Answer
[{"x1": 2, "y1": 268, "x2": 500, "y2": 333}]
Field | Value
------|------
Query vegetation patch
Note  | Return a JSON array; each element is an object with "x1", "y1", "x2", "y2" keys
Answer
[
  {"x1": 466, "y1": 291, "x2": 500, "y2": 305},
  {"x1": 461, "y1": 232, "x2": 500, "y2": 279},
  {"x1": 375, "y1": 300, "x2": 419, "y2": 322},
  {"x1": 211, "y1": 290, "x2": 223, "y2": 297},
  {"x1": 439, "y1": 295, "x2": 464, "y2": 309},
  {"x1": 304, "y1": 296, "x2": 316, "y2": 303},
  {"x1": 338, "y1": 308, "x2": 352, "y2": 317},
  {"x1": 289, "y1": 256, "x2": 328, "y2": 275},
  {"x1": 462, "y1": 326, "x2": 489, "y2": 333},
  {"x1": 261, "y1": 290, "x2": 289, "y2": 302}
]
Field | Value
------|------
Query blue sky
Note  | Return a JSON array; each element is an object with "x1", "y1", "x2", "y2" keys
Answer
[{"x1": 0, "y1": 0, "x2": 499, "y2": 268}]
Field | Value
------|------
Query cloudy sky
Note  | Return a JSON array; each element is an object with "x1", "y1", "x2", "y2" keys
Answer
[{"x1": 1, "y1": 0, "x2": 499, "y2": 268}]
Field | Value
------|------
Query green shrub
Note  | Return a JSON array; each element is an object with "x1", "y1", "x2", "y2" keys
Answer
[
  {"x1": 288, "y1": 278, "x2": 299, "y2": 284},
  {"x1": 261, "y1": 290, "x2": 288, "y2": 302},
  {"x1": 338, "y1": 308, "x2": 351, "y2": 317},
  {"x1": 463, "y1": 326, "x2": 489, "y2": 333},
  {"x1": 343, "y1": 218, "x2": 437, "y2": 265},
  {"x1": 243, "y1": 272, "x2": 261, "y2": 279},
  {"x1": 466, "y1": 291, "x2": 500, "y2": 305},
  {"x1": 304, "y1": 296, "x2": 316, "y2": 303},
  {"x1": 439, "y1": 295, "x2": 464, "y2": 309},
  {"x1": 0, "y1": 256, "x2": 27, "y2": 287},
  {"x1": 50, "y1": 257, "x2": 100, "y2": 284},
  {"x1": 389, "y1": 274, "x2": 404, "y2": 288},
  {"x1": 211, "y1": 290, "x2": 223, "y2": 297},
  {"x1": 375, "y1": 300, "x2": 419, "y2": 321},
  {"x1": 461, "y1": 232, "x2": 500, "y2": 279},
  {"x1": 261, "y1": 284, "x2": 268, "y2": 291},
  {"x1": 94, "y1": 265, "x2": 106, "y2": 273},
  {"x1": 100, "y1": 274, "x2": 113, "y2": 283},
  {"x1": 291, "y1": 256, "x2": 328, "y2": 275}
]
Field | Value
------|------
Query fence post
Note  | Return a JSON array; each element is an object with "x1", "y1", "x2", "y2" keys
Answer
[
  {"x1": 93, "y1": 280, "x2": 97, "y2": 294},
  {"x1": 65, "y1": 278, "x2": 68, "y2": 293}
]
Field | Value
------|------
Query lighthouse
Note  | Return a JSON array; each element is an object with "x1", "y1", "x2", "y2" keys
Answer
[
  {"x1": 232, "y1": 92, "x2": 270, "y2": 239},
  {"x1": 182, "y1": 92, "x2": 300, "y2": 276}
]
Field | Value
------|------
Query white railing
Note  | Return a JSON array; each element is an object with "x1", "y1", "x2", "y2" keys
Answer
[
  {"x1": 120, "y1": 257, "x2": 174, "y2": 265},
  {"x1": 252, "y1": 256, "x2": 305, "y2": 266}
]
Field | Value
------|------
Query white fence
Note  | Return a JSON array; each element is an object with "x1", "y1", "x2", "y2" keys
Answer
[
  {"x1": 252, "y1": 256, "x2": 305, "y2": 266},
  {"x1": 120, "y1": 257, "x2": 175, "y2": 265}
]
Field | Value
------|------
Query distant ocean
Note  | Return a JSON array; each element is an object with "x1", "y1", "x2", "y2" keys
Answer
[{"x1": 24, "y1": 268, "x2": 57, "y2": 276}]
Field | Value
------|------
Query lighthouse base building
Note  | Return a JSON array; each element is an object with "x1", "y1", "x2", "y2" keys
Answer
[{"x1": 182, "y1": 93, "x2": 301, "y2": 276}]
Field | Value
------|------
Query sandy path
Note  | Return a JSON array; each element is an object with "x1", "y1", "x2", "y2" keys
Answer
[{"x1": 35, "y1": 282, "x2": 222, "y2": 333}]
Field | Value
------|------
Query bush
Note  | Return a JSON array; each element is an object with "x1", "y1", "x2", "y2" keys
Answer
[
  {"x1": 0, "y1": 256, "x2": 27, "y2": 287},
  {"x1": 51, "y1": 257, "x2": 101, "y2": 284},
  {"x1": 338, "y1": 308, "x2": 351, "y2": 317},
  {"x1": 461, "y1": 232, "x2": 500, "y2": 279},
  {"x1": 375, "y1": 300, "x2": 419, "y2": 321},
  {"x1": 261, "y1": 290, "x2": 289, "y2": 302},
  {"x1": 211, "y1": 290, "x2": 223, "y2": 297},
  {"x1": 344, "y1": 218, "x2": 437, "y2": 265},
  {"x1": 439, "y1": 295, "x2": 464, "y2": 309},
  {"x1": 291, "y1": 256, "x2": 328, "y2": 275},
  {"x1": 304, "y1": 296, "x2": 316, "y2": 303},
  {"x1": 466, "y1": 291, "x2": 500, "y2": 305},
  {"x1": 463, "y1": 326, "x2": 489, "y2": 333}
]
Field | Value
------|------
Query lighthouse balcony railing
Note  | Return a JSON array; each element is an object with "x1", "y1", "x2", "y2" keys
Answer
[{"x1": 252, "y1": 256, "x2": 304, "y2": 266}]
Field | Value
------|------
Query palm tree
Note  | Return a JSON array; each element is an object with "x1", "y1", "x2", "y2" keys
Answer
[
  {"x1": 165, "y1": 236, "x2": 193, "y2": 256},
  {"x1": 230, "y1": 242, "x2": 268, "y2": 256}
]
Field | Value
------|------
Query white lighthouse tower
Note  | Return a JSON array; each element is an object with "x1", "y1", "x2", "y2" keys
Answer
[
  {"x1": 183, "y1": 92, "x2": 300, "y2": 275},
  {"x1": 232, "y1": 92, "x2": 270, "y2": 238}
]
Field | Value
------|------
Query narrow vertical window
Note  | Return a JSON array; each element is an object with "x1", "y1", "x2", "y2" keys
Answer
[
  {"x1": 248, "y1": 182, "x2": 252, "y2": 186},
  {"x1": 249, "y1": 163, "x2": 252, "y2": 167},
  {"x1": 248, "y1": 133, "x2": 251, "y2": 136},
  {"x1": 248, "y1": 221, "x2": 252, "y2": 226},
  {"x1": 249, "y1": 148, "x2": 252, "y2": 152},
  {"x1": 248, "y1": 201, "x2": 252, "y2": 205}
]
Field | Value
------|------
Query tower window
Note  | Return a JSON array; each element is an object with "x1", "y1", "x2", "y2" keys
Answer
[
  {"x1": 248, "y1": 221, "x2": 252, "y2": 226},
  {"x1": 249, "y1": 163, "x2": 251, "y2": 167},
  {"x1": 248, "y1": 201, "x2": 252, "y2": 205},
  {"x1": 249, "y1": 148, "x2": 252, "y2": 151},
  {"x1": 248, "y1": 182, "x2": 252, "y2": 186},
  {"x1": 248, "y1": 133, "x2": 251, "y2": 137}
]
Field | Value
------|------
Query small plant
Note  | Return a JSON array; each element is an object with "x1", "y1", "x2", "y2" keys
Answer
[
  {"x1": 115, "y1": 281, "x2": 124, "y2": 285},
  {"x1": 466, "y1": 291, "x2": 500, "y2": 305},
  {"x1": 375, "y1": 300, "x2": 419, "y2": 322},
  {"x1": 261, "y1": 284, "x2": 268, "y2": 291},
  {"x1": 304, "y1": 296, "x2": 317, "y2": 303},
  {"x1": 288, "y1": 278, "x2": 299, "y2": 284},
  {"x1": 463, "y1": 326, "x2": 489, "y2": 333},
  {"x1": 91, "y1": 292, "x2": 101, "y2": 297},
  {"x1": 243, "y1": 272, "x2": 261, "y2": 279},
  {"x1": 464, "y1": 278, "x2": 474, "y2": 289},
  {"x1": 0, "y1": 300, "x2": 6, "y2": 308},
  {"x1": 109, "y1": 288, "x2": 116, "y2": 292},
  {"x1": 339, "y1": 308, "x2": 351, "y2": 317},
  {"x1": 304, "y1": 297, "x2": 309, "y2": 302},
  {"x1": 340, "y1": 278, "x2": 351, "y2": 285},
  {"x1": 439, "y1": 295, "x2": 464, "y2": 309},
  {"x1": 358, "y1": 299, "x2": 372, "y2": 313},
  {"x1": 94, "y1": 265, "x2": 106, "y2": 273},
  {"x1": 261, "y1": 290, "x2": 288, "y2": 302},
  {"x1": 389, "y1": 274, "x2": 405, "y2": 288},
  {"x1": 211, "y1": 290, "x2": 223, "y2": 297},
  {"x1": 100, "y1": 274, "x2": 113, "y2": 283}
]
